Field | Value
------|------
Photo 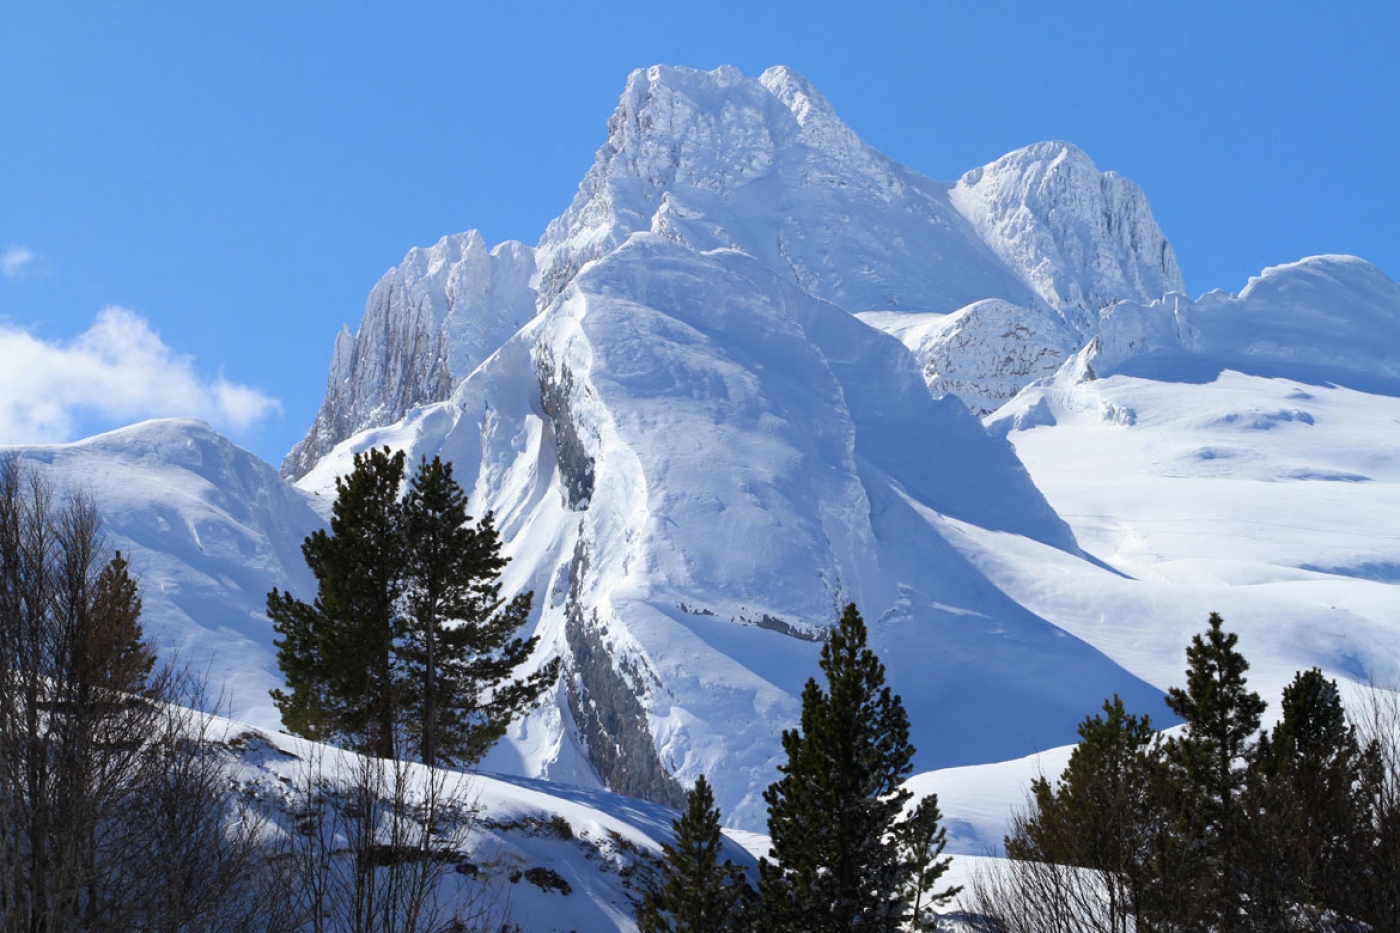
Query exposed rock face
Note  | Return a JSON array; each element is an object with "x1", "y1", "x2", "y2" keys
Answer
[
  {"x1": 950, "y1": 141, "x2": 1185, "y2": 326},
  {"x1": 283, "y1": 231, "x2": 536, "y2": 478}
]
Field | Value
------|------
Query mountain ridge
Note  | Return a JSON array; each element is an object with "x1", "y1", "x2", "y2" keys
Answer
[{"x1": 285, "y1": 64, "x2": 1182, "y2": 476}]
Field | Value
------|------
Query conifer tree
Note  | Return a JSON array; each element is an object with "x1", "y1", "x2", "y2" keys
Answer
[
  {"x1": 1003, "y1": 695, "x2": 1171, "y2": 930},
  {"x1": 401, "y1": 455, "x2": 559, "y2": 766},
  {"x1": 270, "y1": 446, "x2": 408, "y2": 758},
  {"x1": 759, "y1": 603, "x2": 953, "y2": 933},
  {"x1": 270, "y1": 448, "x2": 556, "y2": 765},
  {"x1": 1243, "y1": 667, "x2": 1370, "y2": 926},
  {"x1": 895, "y1": 794, "x2": 961, "y2": 931},
  {"x1": 636, "y1": 774, "x2": 755, "y2": 933},
  {"x1": 1162, "y1": 612, "x2": 1266, "y2": 932},
  {"x1": 1164, "y1": 613, "x2": 1266, "y2": 833}
]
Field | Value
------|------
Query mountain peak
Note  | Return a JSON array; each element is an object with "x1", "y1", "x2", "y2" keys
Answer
[{"x1": 950, "y1": 140, "x2": 1185, "y2": 321}]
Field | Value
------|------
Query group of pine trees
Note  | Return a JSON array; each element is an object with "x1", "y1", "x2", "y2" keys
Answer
[
  {"x1": 977, "y1": 612, "x2": 1400, "y2": 932},
  {"x1": 636, "y1": 604, "x2": 960, "y2": 933},
  {"x1": 268, "y1": 446, "x2": 559, "y2": 766}
]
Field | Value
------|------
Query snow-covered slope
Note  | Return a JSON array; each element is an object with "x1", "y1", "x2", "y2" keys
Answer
[
  {"x1": 297, "y1": 233, "x2": 1168, "y2": 829},
  {"x1": 201, "y1": 715, "x2": 755, "y2": 933},
  {"x1": 4, "y1": 419, "x2": 325, "y2": 729},
  {"x1": 976, "y1": 257, "x2": 1400, "y2": 706}
]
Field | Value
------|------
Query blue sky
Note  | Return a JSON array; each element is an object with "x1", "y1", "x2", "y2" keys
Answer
[{"x1": 2, "y1": 1, "x2": 1396, "y2": 467}]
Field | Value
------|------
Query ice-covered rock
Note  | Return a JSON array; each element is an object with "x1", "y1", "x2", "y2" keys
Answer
[
  {"x1": 283, "y1": 231, "x2": 537, "y2": 478},
  {"x1": 950, "y1": 141, "x2": 1184, "y2": 328}
]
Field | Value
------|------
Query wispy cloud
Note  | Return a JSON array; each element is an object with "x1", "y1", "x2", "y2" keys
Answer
[
  {"x1": 0, "y1": 306, "x2": 282, "y2": 445},
  {"x1": 1, "y1": 246, "x2": 38, "y2": 280}
]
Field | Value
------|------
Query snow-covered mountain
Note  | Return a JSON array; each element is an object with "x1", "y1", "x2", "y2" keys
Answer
[
  {"x1": 9, "y1": 64, "x2": 1399, "y2": 879},
  {"x1": 296, "y1": 233, "x2": 1169, "y2": 827},
  {"x1": 285, "y1": 66, "x2": 1183, "y2": 473}
]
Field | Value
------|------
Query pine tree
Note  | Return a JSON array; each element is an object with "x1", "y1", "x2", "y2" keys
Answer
[
  {"x1": 759, "y1": 603, "x2": 953, "y2": 933},
  {"x1": 1162, "y1": 612, "x2": 1266, "y2": 931},
  {"x1": 270, "y1": 446, "x2": 409, "y2": 758},
  {"x1": 636, "y1": 774, "x2": 755, "y2": 933},
  {"x1": 1164, "y1": 613, "x2": 1266, "y2": 831},
  {"x1": 1242, "y1": 668, "x2": 1370, "y2": 926},
  {"x1": 1003, "y1": 695, "x2": 1168, "y2": 930},
  {"x1": 896, "y1": 794, "x2": 960, "y2": 931},
  {"x1": 401, "y1": 456, "x2": 559, "y2": 766}
]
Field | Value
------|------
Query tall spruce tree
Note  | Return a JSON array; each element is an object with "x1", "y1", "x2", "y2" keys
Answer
[
  {"x1": 1164, "y1": 613, "x2": 1266, "y2": 833},
  {"x1": 1242, "y1": 668, "x2": 1371, "y2": 927},
  {"x1": 636, "y1": 774, "x2": 755, "y2": 933},
  {"x1": 759, "y1": 603, "x2": 953, "y2": 933},
  {"x1": 270, "y1": 448, "x2": 557, "y2": 765}
]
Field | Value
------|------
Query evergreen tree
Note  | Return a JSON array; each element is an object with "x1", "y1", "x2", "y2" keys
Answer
[
  {"x1": 1164, "y1": 613, "x2": 1266, "y2": 833},
  {"x1": 1002, "y1": 695, "x2": 1184, "y2": 930},
  {"x1": 401, "y1": 456, "x2": 559, "y2": 766},
  {"x1": 759, "y1": 603, "x2": 953, "y2": 933},
  {"x1": 1242, "y1": 668, "x2": 1370, "y2": 927},
  {"x1": 1008, "y1": 697, "x2": 1157, "y2": 868},
  {"x1": 79, "y1": 550, "x2": 155, "y2": 699},
  {"x1": 895, "y1": 794, "x2": 960, "y2": 931},
  {"x1": 1162, "y1": 612, "x2": 1266, "y2": 931},
  {"x1": 636, "y1": 774, "x2": 755, "y2": 933},
  {"x1": 270, "y1": 446, "x2": 408, "y2": 759}
]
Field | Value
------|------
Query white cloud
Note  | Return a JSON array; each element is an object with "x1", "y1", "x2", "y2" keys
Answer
[
  {"x1": 0, "y1": 306, "x2": 282, "y2": 445},
  {"x1": 2, "y1": 246, "x2": 37, "y2": 280}
]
